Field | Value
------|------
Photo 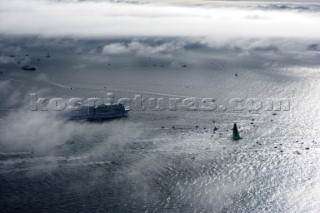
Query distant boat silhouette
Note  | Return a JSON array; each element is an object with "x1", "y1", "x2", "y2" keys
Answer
[
  {"x1": 232, "y1": 123, "x2": 241, "y2": 140},
  {"x1": 22, "y1": 65, "x2": 36, "y2": 71}
]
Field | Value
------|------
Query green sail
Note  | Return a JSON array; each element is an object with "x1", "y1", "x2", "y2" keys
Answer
[{"x1": 232, "y1": 123, "x2": 241, "y2": 141}]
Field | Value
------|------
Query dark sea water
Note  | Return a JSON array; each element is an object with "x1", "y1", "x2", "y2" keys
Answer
[{"x1": 0, "y1": 37, "x2": 320, "y2": 212}]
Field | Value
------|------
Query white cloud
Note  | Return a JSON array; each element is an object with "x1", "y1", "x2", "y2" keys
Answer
[
  {"x1": 0, "y1": 0, "x2": 320, "y2": 38},
  {"x1": 102, "y1": 43, "x2": 131, "y2": 55},
  {"x1": 0, "y1": 56, "x2": 15, "y2": 64},
  {"x1": 102, "y1": 40, "x2": 185, "y2": 55}
]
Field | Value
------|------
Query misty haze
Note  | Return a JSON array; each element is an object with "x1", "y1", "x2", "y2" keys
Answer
[{"x1": 1, "y1": 0, "x2": 320, "y2": 212}]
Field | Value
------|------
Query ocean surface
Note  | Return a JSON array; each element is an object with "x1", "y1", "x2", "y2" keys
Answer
[{"x1": 0, "y1": 36, "x2": 320, "y2": 212}]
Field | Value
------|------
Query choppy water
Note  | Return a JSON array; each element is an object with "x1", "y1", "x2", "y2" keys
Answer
[{"x1": 0, "y1": 37, "x2": 320, "y2": 212}]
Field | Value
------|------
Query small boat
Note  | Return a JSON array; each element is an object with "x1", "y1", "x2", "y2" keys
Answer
[
  {"x1": 68, "y1": 104, "x2": 129, "y2": 121},
  {"x1": 22, "y1": 65, "x2": 37, "y2": 71}
]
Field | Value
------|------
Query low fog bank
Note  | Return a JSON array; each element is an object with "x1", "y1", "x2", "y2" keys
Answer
[
  {"x1": 1, "y1": 0, "x2": 320, "y2": 38},
  {"x1": 0, "y1": 109, "x2": 142, "y2": 153}
]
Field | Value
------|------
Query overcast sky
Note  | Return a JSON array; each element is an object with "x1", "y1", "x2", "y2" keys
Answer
[{"x1": 0, "y1": 0, "x2": 320, "y2": 38}]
